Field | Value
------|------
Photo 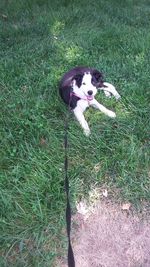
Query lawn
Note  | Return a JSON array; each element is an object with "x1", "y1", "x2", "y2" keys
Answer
[{"x1": 0, "y1": 0, "x2": 150, "y2": 266}]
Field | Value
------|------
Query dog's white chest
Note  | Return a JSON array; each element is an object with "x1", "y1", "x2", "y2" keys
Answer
[{"x1": 76, "y1": 99, "x2": 90, "y2": 112}]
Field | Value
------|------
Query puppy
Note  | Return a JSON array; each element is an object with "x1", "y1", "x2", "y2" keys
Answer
[{"x1": 59, "y1": 66, "x2": 121, "y2": 136}]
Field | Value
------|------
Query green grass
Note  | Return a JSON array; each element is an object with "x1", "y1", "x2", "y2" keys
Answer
[{"x1": 0, "y1": 0, "x2": 150, "y2": 266}]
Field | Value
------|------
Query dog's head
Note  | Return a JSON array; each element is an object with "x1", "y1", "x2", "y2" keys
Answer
[{"x1": 72, "y1": 70, "x2": 104, "y2": 99}]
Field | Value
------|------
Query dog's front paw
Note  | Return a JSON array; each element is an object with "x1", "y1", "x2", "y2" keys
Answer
[
  {"x1": 107, "y1": 111, "x2": 116, "y2": 118},
  {"x1": 104, "y1": 91, "x2": 111, "y2": 98},
  {"x1": 115, "y1": 94, "x2": 121, "y2": 100},
  {"x1": 84, "y1": 128, "x2": 91, "y2": 136}
]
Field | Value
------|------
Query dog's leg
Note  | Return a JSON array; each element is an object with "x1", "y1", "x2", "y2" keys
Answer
[
  {"x1": 100, "y1": 82, "x2": 121, "y2": 100},
  {"x1": 73, "y1": 107, "x2": 90, "y2": 136},
  {"x1": 91, "y1": 99, "x2": 116, "y2": 118}
]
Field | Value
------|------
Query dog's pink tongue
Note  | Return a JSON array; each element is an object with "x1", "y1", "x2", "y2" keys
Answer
[{"x1": 87, "y1": 95, "x2": 93, "y2": 100}]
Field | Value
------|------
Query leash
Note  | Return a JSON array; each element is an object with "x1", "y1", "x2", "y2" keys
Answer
[
  {"x1": 64, "y1": 91, "x2": 92, "y2": 266},
  {"x1": 64, "y1": 97, "x2": 75, "y2": 267}
]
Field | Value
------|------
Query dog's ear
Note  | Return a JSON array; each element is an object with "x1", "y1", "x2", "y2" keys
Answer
[
  {"x1": 72, "y1": 73, "x2": 83, "y2": 87},
  {"x1": 92, "y1": 69, "x2": 104, "y2": 87},
  {"x1": 92, "y1": 69, "x2": 103, "y2": 81}
]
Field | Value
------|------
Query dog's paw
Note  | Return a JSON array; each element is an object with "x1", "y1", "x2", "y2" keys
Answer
[
  {"x1": 84, "y1": 128, "x2": 91, "y2": 136},
  {"x1": 107, "y1": 111, "x2": 116, "y2": 118},
  {"x1": 104, "y1": 91, "x2": 111, "y2": 98},
  {"x1": 115, "y1": 94, "x2": 121, "y2": 100}
]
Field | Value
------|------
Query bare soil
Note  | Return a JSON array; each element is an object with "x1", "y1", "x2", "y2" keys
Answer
[{"x1": 57, "y1": 199, "x2": 150, "y2": 267}]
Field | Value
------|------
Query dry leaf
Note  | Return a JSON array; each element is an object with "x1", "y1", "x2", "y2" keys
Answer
[
  {"x1": 102, "y1": 189, "x2": 108, "y2": 198},
  {"x1": 121, "y1": 203, "x2": 131, "y2": 210},
  {"x1": 93, "y1": 163, "x2": 101, "y2": 173},
  {"x1": 2, "y1": 14, "x2": 8, "y2": 19},
  {"x1": 21, "y1": 85, "x2": 27, "y2": 92},
  {"x1": 40, "y1": 138, "x2": 46, "y2": 145},
  {"x1": 76, "y1": 201, "x2": 88, "y2": 215}
]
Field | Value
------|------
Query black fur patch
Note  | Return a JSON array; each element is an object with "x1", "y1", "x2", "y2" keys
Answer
[
  {"x1": 72, "y1": 73, "x2": 84, "y2": 88},
  {"x1": 92, "y1": 69, "x2": 104, "y2": 87}
]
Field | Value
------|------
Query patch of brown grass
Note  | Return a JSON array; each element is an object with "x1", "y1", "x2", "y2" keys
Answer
[{"x1": 57, "y1": 200, "x2": 150, "y2": 267}]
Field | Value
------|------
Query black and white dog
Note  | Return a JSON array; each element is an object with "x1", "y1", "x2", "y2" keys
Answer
[{"x1": 59, "y1": 66, "x2": 121, "y2": 136}]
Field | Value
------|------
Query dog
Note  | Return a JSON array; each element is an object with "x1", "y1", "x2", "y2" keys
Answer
[{"x1": 59, "y1": 66, "x2": 121, "y2": 136}]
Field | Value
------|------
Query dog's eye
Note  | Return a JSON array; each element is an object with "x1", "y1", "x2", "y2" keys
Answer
[{"x1": 82, "y1": 82, "x2": 86, "y2": 85}]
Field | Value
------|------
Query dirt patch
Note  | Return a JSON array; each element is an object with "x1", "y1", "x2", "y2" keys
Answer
[{"x1": 57, "y1": 200, "x2": 150, "y2": 267}]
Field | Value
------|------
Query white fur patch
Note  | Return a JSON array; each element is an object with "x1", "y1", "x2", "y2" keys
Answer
[
  {"x1": 102, "y1": 82, "x2": 121, "y2": 100},
  {"x1": 73, "y1": 73, "x2": 98, "y2": 98}
]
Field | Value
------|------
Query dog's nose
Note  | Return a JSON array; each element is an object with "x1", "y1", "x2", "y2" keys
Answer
[{"x1": 88, "y1": 90, "x2": 93, "y2": 95}]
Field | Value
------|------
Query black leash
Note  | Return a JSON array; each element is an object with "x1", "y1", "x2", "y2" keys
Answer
[{"x1": 64, "y1": 109, "x2": 75, "y2": 267}]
